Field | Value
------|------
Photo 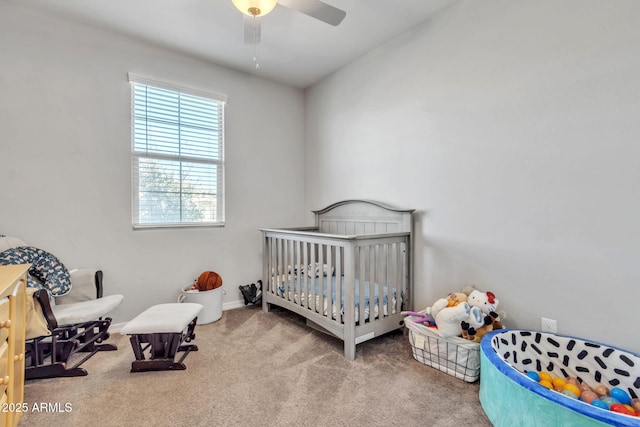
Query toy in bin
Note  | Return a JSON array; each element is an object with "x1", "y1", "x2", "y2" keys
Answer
[
  {"x1": 522, "y1": 370, "x2": 640, "y2": 417},
  {"x1": 191, "y1": 271, "x2": 223, "y2": 291},
  {"x1": 405, "y1": 286, "x2": 504, "y2": 341},
  {"x1": 402, "y1": 286, "x2": 505, "y2": 382},
  {"x1": 404, "y1": 314, "x2": 481, "y2": 382}
]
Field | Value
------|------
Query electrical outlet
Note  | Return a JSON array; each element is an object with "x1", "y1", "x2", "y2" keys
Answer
[{"x1": 541, "y1": 317, "x2": 557, "y2": 333}]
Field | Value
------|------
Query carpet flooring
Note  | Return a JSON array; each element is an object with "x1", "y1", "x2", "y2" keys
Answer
[{"x1": 21, "y1": 305, "x2": 492, "y2": 426}]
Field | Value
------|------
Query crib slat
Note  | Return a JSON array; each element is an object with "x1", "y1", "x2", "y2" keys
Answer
[
  {"x1": 272, "y1": 237, "x2": 277, "y2": 297},
  {"x1": 369, "y1": 244, "x2": 376, "y2": 323},
  {"x1": 397, "y1": 240, "x2": 404, "y2": 312},
  {"x1": 335, "y1": 246, "x2": 341, "y2": 323},
  {"x1": 293, "y1": 239, "x2": 298, "y2": 305},
  {"x1": 273, "y1": 237, "x2": 279, "y2": 298},
  {"x1": 289, "y1": 239, "x2": 296, "y2": 305},
  {"x1": 358, "y1": 246, "x2": 366, "y2": 326},
  {"x1": 310, "y1": 242, "x2": 316, "y2": 313},
  {"x1": 300, "y1": 240, "x2": 305, "y2": 308},
  {"x1": 280, "y1": 238, "x2": 286, "y2": 301},
  {"x1": 381, "y1": 243, "x2": 384, "y2": 320},
  {"x1": 319, "y1": 243, "x2": 325, "y2": 317},
  {"x1": 326, "y1": 245, "x2": 333, "y2": 320},
  {"x1": 285, "y1": 239, "x2": 292, "y2": 302},
  {"x1": 401, "y1": 240, "x2": 408, "y2": 311},
  {"x1": 381, "y1": 243, "x2": 388, "y2": 319},
  {"x1": 307, "y1": 242, "x2": 312, "y2": 312},
  {"x1": 283, "y1": 239, "x2": 288, "y2": 302},
  {"x1": 289, "y1": 239, "x2": 294, "y2": 303},
  {"x1": 298, "y1": 240, "x2": 303, "y2": 308},
  {"x1": 389, "y1": 242, "x2": 397, "y2": 314},
  {"x1": 276, "y1": 238, "x2": 282, "y2": 297},
  {"x1": 384, "y1": 242, "x2": 390, "y2": 316},
  {"x1": 399, "y1": 241, "x2": 405, "y2": 312}
]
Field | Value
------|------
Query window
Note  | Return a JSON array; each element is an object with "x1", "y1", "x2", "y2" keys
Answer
[{"x1": 129, "y1": 74, "x2": 226, "y2": 228}]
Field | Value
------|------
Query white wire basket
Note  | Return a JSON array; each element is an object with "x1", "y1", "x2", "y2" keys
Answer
[{"x1": 405, "y1": 316, "x2": 481, "y2": 382}]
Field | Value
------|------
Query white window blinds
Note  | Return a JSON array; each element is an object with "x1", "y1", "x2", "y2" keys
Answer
[{"x1": 129, "y1": 74, "x2": 227, "y2": 228}]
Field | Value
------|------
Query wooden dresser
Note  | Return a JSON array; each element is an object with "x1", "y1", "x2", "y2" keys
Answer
[{"x1": 0, "y1": 265, "x2": 27, "y2": 427}]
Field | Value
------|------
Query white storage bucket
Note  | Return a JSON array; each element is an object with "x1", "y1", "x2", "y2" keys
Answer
[{"x1": 178, "y1": 285, "x2": 224, "y2": 324}]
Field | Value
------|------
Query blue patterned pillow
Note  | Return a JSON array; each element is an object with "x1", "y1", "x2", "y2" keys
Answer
[{"x1": 0, "y1": 246, "x2": 72, "y2": 296}]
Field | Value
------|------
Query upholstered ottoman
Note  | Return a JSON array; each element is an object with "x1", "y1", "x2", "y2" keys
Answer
[{"x1": 121, "y1": 303, "x2": 203, "y2": 372}]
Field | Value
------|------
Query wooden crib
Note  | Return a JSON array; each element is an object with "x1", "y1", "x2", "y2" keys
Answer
[{"x1": 261, "y1": 200, "x2": 414, "y2": 360}]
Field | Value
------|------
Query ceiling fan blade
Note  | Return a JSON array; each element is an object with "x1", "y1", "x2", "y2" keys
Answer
[
  {"x1": 278, "y1": 0, "x2": 346, "y2": 26},
  {"x1": 243, "y1": 15, "x2": 261, "y2": 44}
]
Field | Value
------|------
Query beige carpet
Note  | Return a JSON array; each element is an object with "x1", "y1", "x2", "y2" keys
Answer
[{"x1": 22, "y1": 306, "x2": 492, "y2": 426}]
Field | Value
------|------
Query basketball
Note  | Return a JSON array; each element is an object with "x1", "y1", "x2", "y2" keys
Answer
[{"x1": 196, "y1": 271, "x2": 223, "y2": 291}]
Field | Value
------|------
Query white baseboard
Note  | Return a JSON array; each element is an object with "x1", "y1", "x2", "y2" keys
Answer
[
  {"x1": 224, "y1": 299, "x2": 247, "y2": 311},
  {"x1": 110, "y1": 298, "x2": 248, "y2": 334}
]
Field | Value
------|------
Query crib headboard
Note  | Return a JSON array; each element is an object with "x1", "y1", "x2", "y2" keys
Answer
[{"x1": 313, "y1": 200, "x2": 414, "y2": 236}]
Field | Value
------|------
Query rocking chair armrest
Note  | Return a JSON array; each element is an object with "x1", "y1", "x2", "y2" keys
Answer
[
  {"x1": 55, "y1": 269, "x2": 104, "y2": 304},
  {"x1": 33, "y1": 289, "x2": 58, "y2": 330}
]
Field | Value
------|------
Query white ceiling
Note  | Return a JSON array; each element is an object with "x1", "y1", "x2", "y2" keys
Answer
[{"x1": 10, "y1": 0, "x2": 458, "y2": 88}]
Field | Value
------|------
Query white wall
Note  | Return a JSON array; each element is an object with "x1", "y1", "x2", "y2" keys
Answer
[
  {"x1": 0, "y1": 2, "x2": 306, "y2": 323},
  {"x1": 305, "y1": 0, "x2": 640, "y2": 352}
]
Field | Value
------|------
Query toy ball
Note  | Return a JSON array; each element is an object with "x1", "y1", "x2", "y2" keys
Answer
[
  {"x1": 610, "y1": 387, "x2": 631, "y2": 405},
  {"x1": 632, "y1": 398, "x2": 640, "y2": 412},
  {"x1": 594, "y1": 385, "x2": 610, "y2": 397},
  {"x1": 539, "y1": 379, "x2": 553, "y2": 390},
  {"x1": 196, "y1": 271, "x2": 223, "y2": 291},
  {"x1": 581, "y1": 390, "x2": 599, "y2": 404},
  {"x1": 565, "y1": 376, "x2": 580, "y2": 387},
  {"x1": 561, "y1": 389, "x2": 578, "y2": 399},
  {"x1": 538, "y1": 372, "x2": 552, "y2": 382},
  {"x1": 563, "y1": 383, "x2": 581, "y2": 397},
  {"x1": 591, "y1": 399, "x2": 609, "y2": 410},
  {"x1": 552, "y1": 377, "x2": 567, "y2": 389},
  {"x1": 525, "y1": 371, "x2": 540, "y2": 382},
  {"x1": 579, "y1": 382, "x2": 594, "y2": 393},
  {"x1": 610, "y1": 403, "x2": 635, "y2": 416},
  {"x1": 600, "y1": 396, "x2": 620, "y2": 409}
]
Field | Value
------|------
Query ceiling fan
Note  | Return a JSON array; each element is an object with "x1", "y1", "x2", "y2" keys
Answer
[{"x1": 231, "y1": 0, "x2": 347, "y2": 45}]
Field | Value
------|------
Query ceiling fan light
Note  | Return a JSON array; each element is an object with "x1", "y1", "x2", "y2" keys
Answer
[{"x1": 232, "y1": 0, "x2": 278, "y2": 17}]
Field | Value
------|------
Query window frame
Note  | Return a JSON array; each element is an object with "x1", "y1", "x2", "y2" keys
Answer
[{"x1": 128, "y1": 74, "x2": 227, "y2": 229}]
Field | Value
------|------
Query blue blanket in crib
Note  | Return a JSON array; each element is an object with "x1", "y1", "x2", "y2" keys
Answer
[{"x1": 278, "y1": 275, "x2": 396, "y2": 311}]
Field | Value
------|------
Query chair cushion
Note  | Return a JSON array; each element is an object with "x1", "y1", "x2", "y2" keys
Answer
[
  {"x1": 51, "y1": 294, "x2": 124, "y2": 325},
  {"x1": 0, "y1": 246, "x2": 72, "y2": 296},
  {"x1": 25, "y1": 288, "x2": 52, "y2": 340},
  {"x1": 121, "y1": 303, "x2": 203, "y2": 334},
  {"x1": 56, "y1": 269, "x2": 98, "y2": 304}
]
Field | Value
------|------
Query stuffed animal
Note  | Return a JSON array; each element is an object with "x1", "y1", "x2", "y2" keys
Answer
[
  {"x1": 405, "y1": 292, "x2": 470, "y2": 337},
  {"x1": 460, "y1": 289, "x2": 503, "y2": 343},
  {"x1": 468, "y1": 290, "x2": 498, "y2": 314},
  {"x1": 446, "y1": 292, "x2": 468, "y2": 308},
  {"x1": 405, "y1": 292, "x2": 468, "y2": 326},
  {"x1": 464, "y1": 290, "x2": 499, "y2": 329},
  {"x1": 425, "y1": 295, "x2": 471, "y2": 338},
  {"x1": 461, "y1": 311, "x2": 503, "y2": 343}
]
